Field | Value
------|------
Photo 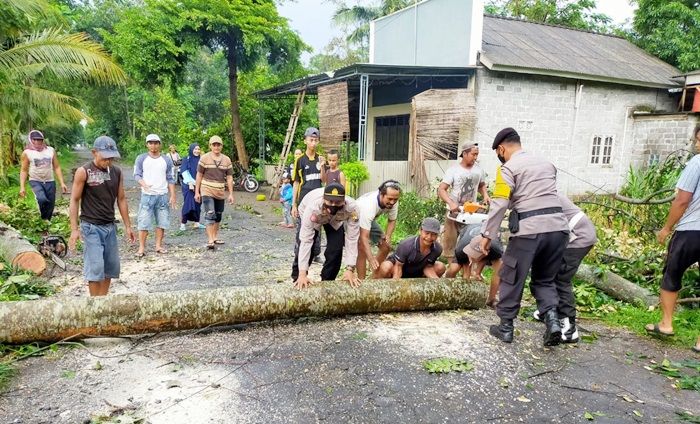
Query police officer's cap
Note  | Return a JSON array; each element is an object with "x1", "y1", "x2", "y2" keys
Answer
[
  {"x1": 324, "y1": 183, "x2": 345, "y2": 200},
  {"x1": 492, "y1": 127, "x2": 519, "y2": 149}
]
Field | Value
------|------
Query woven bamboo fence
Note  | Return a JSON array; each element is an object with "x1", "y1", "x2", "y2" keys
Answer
[
  {"x1": 410, "y1": 89, "x2": 477, "y2": 195},
  {"x1": 318, "y1": 82, "x2": 350, "y2": 151}
]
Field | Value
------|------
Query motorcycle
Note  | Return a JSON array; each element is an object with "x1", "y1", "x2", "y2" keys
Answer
[{"x1": 232, "y1": 163, "x2": 260, "y2": 193}]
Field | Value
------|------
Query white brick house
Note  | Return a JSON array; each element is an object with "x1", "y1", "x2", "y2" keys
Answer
[{"x1": 259, "y1": 0, "x2": 697, "y2": 195}]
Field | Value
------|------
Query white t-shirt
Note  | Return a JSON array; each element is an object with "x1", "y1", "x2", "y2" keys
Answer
[
  {"x1": 140, "y1": 155, "x2": 169, "y2": 195},
  {"x1": 441, "y1": 163, "x2": 485, "y2": 204},
  {"x1": 356, "y1": 190, "x2": 399, "y2": 230},
  {"x1": 25, "y1": 146, "x2": 55, "y2": 182}
]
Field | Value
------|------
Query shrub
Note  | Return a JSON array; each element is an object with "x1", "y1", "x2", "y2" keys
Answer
[{"x1": 339, "y1": 161, "x2": 369, "y2": 197}]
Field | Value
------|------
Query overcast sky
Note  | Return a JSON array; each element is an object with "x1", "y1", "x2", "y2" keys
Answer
[{"x1": 278, "y1": 0, "x2": 636, "y2": 61}]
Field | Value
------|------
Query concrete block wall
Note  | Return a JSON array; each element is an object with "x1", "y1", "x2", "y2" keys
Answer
[
  {"x1": 472, "y1": 68, "x2": 677, "y2": 195},
  {"x1": 629, "y1": 114, "x2": 699, "y2": 169}
]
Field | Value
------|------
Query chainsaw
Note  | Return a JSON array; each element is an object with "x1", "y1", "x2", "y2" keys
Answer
[
  {"x1": 447, "y1": 202, "x2": 489, "y2": 225},
  {"x1": 38, "y1": 235, "x2": 68, "y2": 270}
]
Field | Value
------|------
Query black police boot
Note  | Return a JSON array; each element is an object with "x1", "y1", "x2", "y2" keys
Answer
[
  {"x1": 543, "y1": 310, "x2": 562, "y2": 347},
  {"x1": 489, "y1": 319, "x2": 514, "y2": 343},
  {"x1": 561, "y1": 316, "x2": 579, "y2": 343}
]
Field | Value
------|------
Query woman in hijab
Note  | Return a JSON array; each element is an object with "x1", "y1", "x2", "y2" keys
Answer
[{"x1": 179, "y1": 143, "x2": 204, "y2": 230}]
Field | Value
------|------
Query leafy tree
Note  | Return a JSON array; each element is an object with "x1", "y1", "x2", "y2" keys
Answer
[
  {"x1": 631, "y1": 0, "x2": 700, "y2": 72},
  {"x1": 332, "y1": 0, "x2": 413, "y2": 54},
  {"x1": 106, "y1": 0, "x2": 307, "y2": 169},
  {"x1": 485, "y1": 0, "x2": 612, "y2": 32},
  {"x1": 0, "y1": 0, "x2": 126, "y2": 179},
  {"x1": 308, "y1": 36, "x2": 365, "y2": 73}
]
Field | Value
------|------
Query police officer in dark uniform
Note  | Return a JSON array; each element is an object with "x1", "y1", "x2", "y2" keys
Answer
[{"x1": 480, "y1": 128, "x2": 569, "y2": 346}]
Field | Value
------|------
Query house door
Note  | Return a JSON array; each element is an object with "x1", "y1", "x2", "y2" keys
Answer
[{"x1": 374, "y1": 114, "x2": 410, "y2": 161}]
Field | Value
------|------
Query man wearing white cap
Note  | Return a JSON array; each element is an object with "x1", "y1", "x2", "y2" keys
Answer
[
  {"x1": 133, "y1": 133, "x2": 176, "y2": 256},
  {"x1": 437, "y1": 142, "x2": 490, "y2": 260}
]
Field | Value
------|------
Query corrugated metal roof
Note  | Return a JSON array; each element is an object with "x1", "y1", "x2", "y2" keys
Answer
[{"x1": 481, "y1": 15, "x2": 681, "y2": 88}]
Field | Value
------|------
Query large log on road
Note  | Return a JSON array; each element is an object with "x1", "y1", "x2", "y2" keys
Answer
[
  {"x1": 0, "y1": 223, "x2": 46, "y2": 275},
  {"x1": 576, "y1": 264, "x2": 657, "y2": 307},
  {"x1": 0, "y1": 279, "x2": 488, "y2": 344}
]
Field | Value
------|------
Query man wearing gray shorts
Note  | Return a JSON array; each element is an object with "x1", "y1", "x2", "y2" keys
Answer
[
  {"x1": 134, "y1": 134, "x2": 176, "y2": 256},
  {"x1": 69, "y1": 136, "x2": 135, "y2": 296}
]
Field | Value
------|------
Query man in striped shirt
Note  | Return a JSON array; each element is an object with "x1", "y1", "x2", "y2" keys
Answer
[{"x1": 195, "y1": 135, "x2": 235, "y2": 250}]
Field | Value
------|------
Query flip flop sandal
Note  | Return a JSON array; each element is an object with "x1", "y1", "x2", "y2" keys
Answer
[
  {"x1": 156, "y1": 248, "x2": 168, "y2": 254},
  {"x1": 214, "y1": 240, "x2": 225, "y2": 245},
  {"x1": 206, "y1": 243, "x2": 216, "y2": 250},
  {"x1": 645, "y1": 324, "x2": 674, "y2": 338},
  {"x1": 135, "y1": 252, "x2": 145, "y2": 258}
]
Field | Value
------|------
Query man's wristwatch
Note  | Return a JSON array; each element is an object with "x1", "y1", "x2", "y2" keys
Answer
[{"x1": 345, "y1": 265, "x2": 356, "y2": 272}]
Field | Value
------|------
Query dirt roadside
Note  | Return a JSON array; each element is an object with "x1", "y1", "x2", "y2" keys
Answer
[{"x1": 0, "y1": 154, "x2": 698, "y2": 423}]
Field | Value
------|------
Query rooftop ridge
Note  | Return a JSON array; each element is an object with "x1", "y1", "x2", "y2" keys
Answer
[{"x1": 483, "y1": 13, "x2": 625, "y2": 40}]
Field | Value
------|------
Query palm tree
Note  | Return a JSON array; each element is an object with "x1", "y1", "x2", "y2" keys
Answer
[
  {"x1": 0, "y1": 0, "x2": 126, "y2": 179},
  {"x1": 333, "y1": 0, "x2": 414, "y2": 52}
]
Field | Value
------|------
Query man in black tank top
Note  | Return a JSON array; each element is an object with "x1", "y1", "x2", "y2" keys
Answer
[{"x1": 69, "y1": 136, "x2": 135, "y2": 296}]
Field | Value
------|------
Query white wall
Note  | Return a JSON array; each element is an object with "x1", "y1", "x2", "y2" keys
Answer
[{"x1": 370, "y1": 0, "x2": 482, "y2": 67}]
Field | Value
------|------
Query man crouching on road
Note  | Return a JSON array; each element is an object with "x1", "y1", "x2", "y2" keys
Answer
[
  {"x1": 375, "y1": 217, "x2": 446, "y2": 279},
  {"x1": 294, "y1": 183, "x2": 361, "y2": 290}
]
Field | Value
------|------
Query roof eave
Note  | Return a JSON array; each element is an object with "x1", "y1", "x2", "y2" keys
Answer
[
  {"x1": 481, "y1": 60, "x2": 679, "y2": 90},
  {"x1": 255, "y1": 63, "x2": 476, "y2": 98}
]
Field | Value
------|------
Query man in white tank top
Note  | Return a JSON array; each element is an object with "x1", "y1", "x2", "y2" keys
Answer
[{"x1": 19, "y1": 130, "x2": 68, "y2": 221}]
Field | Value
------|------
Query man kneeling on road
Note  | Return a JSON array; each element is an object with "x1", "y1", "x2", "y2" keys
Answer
[
  {"x1": 294, "y1": 183, "x2": 361, "y2": 290},
  {"x1": 376, "y1": 217, "x2": 445, "y2": 279},
  {"x1": 445, "y1": 223, "x2": 503, "y2": 307}
]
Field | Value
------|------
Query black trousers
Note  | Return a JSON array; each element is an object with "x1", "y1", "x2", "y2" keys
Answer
[
  {"x1": 291, "y1": 220, "x2": 344, "y2": 281},
  {"x1": 551, "y1": 245, "x2": 593, "y2": 319},
  {"x1": 496, "y1": 231, "x2": 568, "y2": 321}
]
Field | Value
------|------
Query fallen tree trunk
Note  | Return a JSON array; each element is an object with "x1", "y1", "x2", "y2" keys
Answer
[
  {"x1": 0, "y1": 223, "x2": 46, "y2": 275},
  {"x1": 0, "y1": 278, "x2": 488, "y2": 344},
  {"x1": 576, "y1": 264, "x2": 657, "y2": 307}
]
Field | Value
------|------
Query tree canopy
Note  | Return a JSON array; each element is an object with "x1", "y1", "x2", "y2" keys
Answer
[
  {"x1": 485, "y1": 0, "x2": 612, "y2": 32},
  {"x1": 632, "y1": 0, "x2": 700, "y2": 73},
  {"x1": 105, "y1": 0, "x2": 307, "y2": 168}
]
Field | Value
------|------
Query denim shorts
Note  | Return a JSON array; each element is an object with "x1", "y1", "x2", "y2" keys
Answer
[
  {"x1": 202, "y1": 196, "x2": 225, "y2": 224},
  {"x1": 137, "y1": 193, "x2": 170, "y2": 231},
  {"x1": 80, "y1": 221, "x2": 120, "y2": 281}
]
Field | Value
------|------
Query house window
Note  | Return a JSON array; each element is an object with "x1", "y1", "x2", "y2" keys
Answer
[
  {"x1": 590, "y1": 135, "x2": 613, "y2": 165},
  {"x1": 374, "y1": 115, "x2": 410, "y2": 161}
]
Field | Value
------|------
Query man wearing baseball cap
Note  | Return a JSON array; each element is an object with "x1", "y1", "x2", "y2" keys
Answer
[
  {"x1": 19, "y1": 130, "x2": 69, "y2": 221},
  {"x1": 293, "y1": 183, "x2": 361, "y2": 289},
  {"x1": 195, "y1": 135, "x2": 235, "y2": 249},
  {"x1": 68, "y1": 135, "x2": 135, "y2": 296},
  {"x1": 437, "y1": 142, "x2": 490, "y2": 261},
  {"x1": 376, "y1": 217, "x2": 445, "y2": 279},
  {"x1": 133, "y1": 133, "x2": 177, "y2": 257},
  {"x1": 480, "y1": 127, "x2": 569, "y2": 346}
]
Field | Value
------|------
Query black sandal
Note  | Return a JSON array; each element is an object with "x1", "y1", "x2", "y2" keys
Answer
[{"x1": 206, "y1": 242, "x2": 215, "y2": 250}]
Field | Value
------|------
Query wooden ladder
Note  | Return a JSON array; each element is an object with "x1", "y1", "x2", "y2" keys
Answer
[{"x1": 269, "y1": 88, "x2": 306, "y2": 199}]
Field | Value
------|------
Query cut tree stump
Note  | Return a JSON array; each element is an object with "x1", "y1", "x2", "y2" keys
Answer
[
  {"x1": 576, "y1": 264, "x2": 657, "y2": 307},
  {"x1": 0, "y1": 223, "x2": 46, "y2": 275},
  {"x1": 0, "y1": 278, "x2": 488, "y2": 344}
]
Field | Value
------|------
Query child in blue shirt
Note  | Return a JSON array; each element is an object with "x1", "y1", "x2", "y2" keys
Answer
[{"x1": 279, "y1": 174, "x2": 294, "y2": 228}]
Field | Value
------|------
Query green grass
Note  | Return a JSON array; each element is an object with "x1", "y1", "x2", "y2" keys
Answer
[
  {"x1": 598, "y1": 304, "x2": 699, "y2": 349},
  {"x1": 0, "y1": 362, "x2": 15, "y2": 392}
]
